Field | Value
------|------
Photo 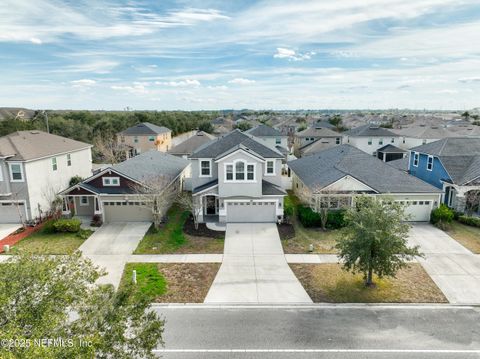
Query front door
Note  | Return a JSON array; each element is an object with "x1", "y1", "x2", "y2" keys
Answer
[{"x1": 206, "y1": 196, "x2": 217, "y2": 215}]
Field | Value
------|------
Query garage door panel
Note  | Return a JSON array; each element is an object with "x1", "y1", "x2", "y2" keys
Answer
[
  {"x1": 103, "y1": 202, "x2": 152, "y2": 222},
  {"x1": 0, "y1": 202, "x2": 27, "y2": 223},
  {"x1": 226, "y1": 201, "x2": 276, "y2": 223},
  {"x1": 397, "y1": 199, "x2": 432, "y2": 222}
]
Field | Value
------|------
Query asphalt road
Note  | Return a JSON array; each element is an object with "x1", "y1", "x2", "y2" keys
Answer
[{"x1": 153, "y1": 305, "x2": 480, "y2": 359}]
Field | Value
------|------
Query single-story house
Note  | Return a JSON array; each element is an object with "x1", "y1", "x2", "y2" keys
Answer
[
  {"x1": 288, "y1": 144, "x2": 442, "y2": 222},
  {"x1": 60, "y1": 151, "x2": 189, "y2": 223}
]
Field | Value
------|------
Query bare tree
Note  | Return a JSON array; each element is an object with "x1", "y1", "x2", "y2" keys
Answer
[
  {"x1": 41, "y1": 183, "x2": 63, "y2": 220},
  {"x1": 177, "y1": 192, "x2": 201, "y2": 230},
  {"x1": 11, "y1": 193, "x2": 26, "y2": 228},
  {"x1": 130, "y1": 175, "x2": 179, "y2": 229},
  {"x1": 465, "y1": 190, "x2": 480, "y2": 216},
  {"x1": 93, "y1": 136, "x2": 125, "y2": 164}
]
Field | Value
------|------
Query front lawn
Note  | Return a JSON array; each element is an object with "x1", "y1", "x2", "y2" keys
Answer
[
  {"x1": 134, "y1": 205, "x2": 224, "y2": 254},
  {"x1": 445, "y1": 221, "x2": 480, "y2": 254},
  {"x1": 120, "y1": 262, "x2": 220, "y2": 302},
  {"x1": 9, "y1": 229, "x2": 92, "y2": 254},
  {"x1": 281, "y1": 192, "x2": 341, "y2": 254},
  {"x1": 290, "y1": 263, "x2": 447, "y2": 303}
]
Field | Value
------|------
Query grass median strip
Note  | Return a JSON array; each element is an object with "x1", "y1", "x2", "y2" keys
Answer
[
  {"x1": 445, "y1": 221, "x2": 480, "y2": 254},
  {"x1": 8, "y1": 229, "x2": 92, "y2": 254},
  {"x1": 290, "y1": 263, "x2": 447, "y2": 303}
]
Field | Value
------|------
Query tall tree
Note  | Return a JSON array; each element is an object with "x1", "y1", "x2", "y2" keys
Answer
[
  {"x1": 336, "y1": 196, "x2": 421, "y2": 287},
  {"x1": 0, "y1": 252, "x2": 164, "y2": 358},
  {"x1": 328, "y1": 114, "x2": 343, "y2": 130},
  {"x1": 177, "y1": 192, "x2": 202, "y2": 230}
]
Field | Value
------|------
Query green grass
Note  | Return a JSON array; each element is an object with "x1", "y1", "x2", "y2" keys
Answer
[
  {"x1": 134, "y1": 205, "x2": 190, "y2": 254},
  {"x1": 120, "y1": 263, "x2": 167, "y2": 299},
  {"x1": 10, "y1": 228, "x2": 92, "y2": 254},
  {"x1": 446, "y1": 221, "x2": 480, "y2": 254}
]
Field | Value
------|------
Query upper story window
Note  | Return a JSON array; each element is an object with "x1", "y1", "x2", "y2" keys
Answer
[
  {"x1": 149, "y1": 136, "x2": 155, "y2": 142},
  {"x1": 67, "y1": 154, "x2": 72, "y2": 166},
  {"x1": 225, "y1": 161, "x2": 256, "y2": 182},
  {"x1": 391, "y1": 138, "x2": 395, "y2": 144},
  {"x1": 103, "y1": 177, "x2": 120, "y2": 186},
  {"x1": 134, "y1": 136, "x2": 139, "y2": 143},
  {"x1": 235, "y1": 161, "x2": 245, "y2": 180},
  {"x1": 413, "y1": 152, "x2": 419, "y2": 167},
  {"x1": 0, "y1": 166, "x2": 3, "y2": 181},
  {"x1": 427, "y1": 155, "x2": 434, "y2": 171},
  {"x1": 335, "y1": 137, "x2": 340, "y2": 145},
  {"x1": 422, "y1": 139, "x2": 427, "y2": 144},
  {"x1": 368, "y1": 138, "x2": 372, "y2": 145},
  {"x1": 226, "y1": 164, "x2": 233, "y2": 180},
  {"x1": 379, "y1": 138, "x2": 384, "y2": 145},
  {"x1": 275, "y1": 137, "x2": 281, "y2": 144},
  {"x1": 9, "y1": 163, "x2": 24, "y2": 182},
  {"x1": 403, "y1": 137, "x2": 406, "y2": 144},
  {"x1": 200, "y1": 160, "x2": 211, "y2": 177},
  {"x1": 52, "y1": 157, "x2": 57, "y2": 171},
  {"x1": 265, "y1": 160, "x2": 275, "y2": 175}
]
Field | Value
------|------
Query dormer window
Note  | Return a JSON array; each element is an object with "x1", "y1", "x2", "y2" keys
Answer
[
  {"x1": 103, "y1": 177, "x2": 120, "y2": 186},
  {"x1": 275, "y1": 137, "x2": 281, "y2": 144}
]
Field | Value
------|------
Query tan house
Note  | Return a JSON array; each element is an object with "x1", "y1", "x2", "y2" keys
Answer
[{"x1": 118, "y1": 122, "x2": 172, "y2": 158}]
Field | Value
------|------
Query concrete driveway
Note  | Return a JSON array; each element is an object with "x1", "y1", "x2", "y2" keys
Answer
[
  {"x1": 0, "y1": 224, "x2": 20, "y2": 241},
  {"x1": 204, "y1": 223, "x2": 312, "y2": 303},
  {"x1": 80, "y1": 222, "x2": 151, "y2": 287},
  {"x1": 409, "y1": 224, "x2": 480, "y2": 304}
]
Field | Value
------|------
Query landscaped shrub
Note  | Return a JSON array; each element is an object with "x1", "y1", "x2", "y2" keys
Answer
[
  {"x1": 41, "y1": 219, "x2": 57, "y2": 234},
  {"x1": 53, "y1": 218, "x2": 81, "y2": 233},
  {"x1": 297, "y1": 205, "x2": 322, "y2": 227},
  {"x1": 430, "y1": 204, "x2": 454, "y2": 229},
  {"x1": 284, "y1": 196, "x2": 295, "y2": 217},
  {"x1": 458, "y1": 215, "x2": 480, "y2": 228},
  {"x1": 90, "y1": 214, "x2": 103, "y2": 227},
  {"x1": 76, "y1": 228, "x2": 93, "y2": 239},
  {"x1": 327, "y1": 210, "x2": 347, "y2": 229}
]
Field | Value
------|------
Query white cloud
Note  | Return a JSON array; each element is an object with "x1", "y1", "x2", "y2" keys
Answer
[
  {"x1": 228, "y1": 78, "x2": 256, "y2": 85},
  {"x1": 273, "y1": 47, "x2": 315, "y2": 61},
  {"x1": 155, "y1": 79, "x2": 201, "y2": 87},
  {"x1": 29, "y1": 37, "x2": 42, "y2": 44},
  {"x1": 71, "y1": 79, "x2": 96, "y2": 87},
  {"x1": 458, "y1": 77, "x2": 480, "y2": 83},
  {"x1": 111, "y1": 83, "x2": 147, "y2": 94}
]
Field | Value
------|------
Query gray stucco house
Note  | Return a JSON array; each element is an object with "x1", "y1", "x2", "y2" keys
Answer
[{"x1": 189, "y1": 130, "x2": 286, "y2": 223}]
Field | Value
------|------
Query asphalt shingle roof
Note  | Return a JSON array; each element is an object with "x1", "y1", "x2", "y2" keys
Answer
[
  {"x1": 190, "y1": 129, "x2": 283, "y2": 159},
  {"x1": 246, "y1": 124, "x2": 283, "y2": 137},
  {"x1": 168, "y1": 131, "x2": 216, "y2": 156},
  {"x1": 343, "y1": 124, "x2": 398, "y2": 137},
  {"x1": 288, "y1": 145, "x2": 441, "y2": 193},
  {"x1": 386, "y1": 157, "x2": 409, "y2": 172},
  {"x1": 0, "y1": 130, "x2": 91, "y2": 161},
  {"x1": 392, "y1": 125, "x2": 454, "y2": 139},
  {"x1": 111, "y1": 150, "x2": 189, "y2": 183},
  {"x1": 119, "y1": 122, "x2": 171, "y2": 136},
  {"x1": 411, "y1": 138, "x2": 480, "y2": 185},
  {"x1": 297, "y1": 127, "x2": 339, "y2": 138},
  {"x1": 262, "y1": 180, "x2": 286, "y2": 196},
  {"x1": 377, "y1": 144, "x2": 406, "y2": 153}
]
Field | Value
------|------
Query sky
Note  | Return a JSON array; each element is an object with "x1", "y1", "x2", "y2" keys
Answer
[{"x1": 1, "y1": 0, "x2": 480, "y2": 110}]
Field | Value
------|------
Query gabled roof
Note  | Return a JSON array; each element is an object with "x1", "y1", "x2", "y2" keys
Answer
[
  {"x1": 296, "y1": 126, "x2": 339, "y2": 138},
  {"x1": 0, "y1": 130, "x2": 91, "y2": 161},
  {"x1": 190, "y1": 129, "x2": 283, "y2": 159},
  {"x1": 387, "y1": 157, "x2": 409, "y2": 172},
  {"x1": 168, "y1": 131, "x2": 215, "y2": 156},
  {"x1": 288, "y1": 145, "x2": 441, "y2": 194},
  {"x1": 111, "y1": 150, "x2": 189, "y2": 183},
  {"x1": 246, "y1": 124, "x2": 284, "y2": 137},
  {"x1": 392, "y1": 125, "x2": 454, "y2": 139},
  {"x1": 343, "y1": 124, "x2": 398, "y2": 137},
  {"x1": 314, "y1": 120, "x2": 336, "y2": 129},
  {"x1": 192, "y1": 179, "x2": 218, "y2": 194},
  {"x1": 377, "y1": 144, "x2": 406, "y2": 153},
  {"x1": 411, "y1": 138, "x2": 480, "y2": 185},
  {"x1": 262, "y1": 180, "x2": 286, "y2": 196},
  {"x1": 119, "y1": 122, "x2": 171, "y2": 136}
]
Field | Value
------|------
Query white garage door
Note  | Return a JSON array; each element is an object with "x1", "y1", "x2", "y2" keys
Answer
[
  {"x1": 0, "y1": 202, "x2": 27, "y2": 223},
  {"x1": 226, "y1": 201, "x2": 276, "y2": 223},
  {"x1": 400, "y1": 200, "x2": 433, "y2": 222},
  {"x1": 102, "y1": 201, "x2": 153, "y2": 222}
]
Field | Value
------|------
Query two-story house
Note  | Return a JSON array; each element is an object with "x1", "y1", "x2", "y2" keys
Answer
[
  {"x1": 294, "y1": 124, "x2": 342, "y2": 157},
  {"x1": 392, "y1": 125, "x2": 454, "y2": 150},
  {"x1": 118, "y1": 122, "x2": 172, "y2": 158},
  {"x1": 408, "y1": 138, "x2": 480, "y2": 214},
  {"x1": 342, "y1": 124, "x2": 401, "y2": 158},
  {"x1": 246, "y1": 124, "x2": 289, "y2": 154},
  {"x1": 189, "y1": 130, "x2": 286, "y2": 223},
  {"x1": 0, "y1": 131, "x2": 92, "y2": 223}
]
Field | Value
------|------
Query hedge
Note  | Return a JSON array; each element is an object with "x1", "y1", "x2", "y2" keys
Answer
[
  {"x1": 430, "y1": 204, "x2": 454, "y2": 226},
  {"x1": 297, "y1": 205, "x2": 346, "y2": 229},
  {"x1": 53, "y1": 218, "x2": 81, "y2": 233},
  {"x1": 458, "y1": 215, "x2": 480, "y2": 228}
]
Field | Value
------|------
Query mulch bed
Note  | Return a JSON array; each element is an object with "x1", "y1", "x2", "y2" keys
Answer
[
  {"x1": 277, "y1": 223, "x2": 295, "y2": 240},
  {"x1": 0, "y1": 223, "x2": 45, "y2": 253},
  {"x1": 154, "y1": 263, "x2": 221, "y2": 303},
  {"x1": 183, "y1": 216, "x2": 225, "y2": 239}
]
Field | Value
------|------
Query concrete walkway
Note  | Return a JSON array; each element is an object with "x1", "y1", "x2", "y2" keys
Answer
[
  {"x1": 80, "y1": 222, "x2": 151, "y2": 288},
  {"x1": 204, "y1": 223, "x2": 312, "y2": 304},
  {"x1": 0, "y1": 224, "x2": 20, "y2": 241},
  {"x1": 408, "y1": 224, "x2": 480, "y2": 304}
]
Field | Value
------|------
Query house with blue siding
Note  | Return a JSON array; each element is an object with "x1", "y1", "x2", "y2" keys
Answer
[{"x1": 408, "y1": 138, "x2": 480, "y2": 214}]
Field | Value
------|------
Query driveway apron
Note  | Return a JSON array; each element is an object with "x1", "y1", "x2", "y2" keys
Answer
[{"x1": 204, "y1": 223, "x2": 312, "y2": 303}]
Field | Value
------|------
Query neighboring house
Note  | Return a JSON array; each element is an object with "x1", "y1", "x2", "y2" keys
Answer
[
  {"x1": 392, "y1": 125, "x2": 454, "y2": 149},
  {"x1": 189, "y1": 130, "x2": 286, "y2": 223},
  {"x1": 376, "y1": 144, "x2": 407, "y2": 162},
  {"x1": 387, "y1": 157, "x2": 409, "y2": 173},
  {"x1": 294, "y1": 125, "x2": 342, "y2": 156},
  {"x1": 246, "y1": 124, "x2": 289, "y2": 154},
  {"x1": 0, "y1": 131, "x2": 92, "y2": 223},
  {"x1": 118, "y1": 122, "x2": 172, "y2": 158},
  {"x1": 408, "y1": 138, "x2": 480, "y2": 214},
  {"x1": 288, "y1": 145, "x2": 442, "y2": 222},
  {"x1": 342, "y1": 124, "x2": 401, "y2": 157},
  {"x1": 168, "y1": 131, "x2": 216, "y2": 159},
  {"x1": 60, "y1": 151, "x2": 189, "y2": 223}
]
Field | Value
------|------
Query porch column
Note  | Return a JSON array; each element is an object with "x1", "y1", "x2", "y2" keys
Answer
[
  {"x1": 94, "y1": 196, "x2": 102, "y2": 215},
  {"x1": 62, "y1": 197, "x2": 71, "y2": 216}
]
